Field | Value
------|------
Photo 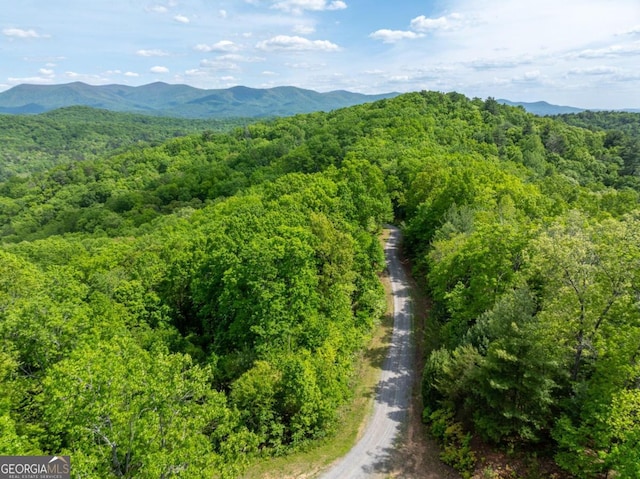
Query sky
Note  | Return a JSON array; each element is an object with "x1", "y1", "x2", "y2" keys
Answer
[{"x1": 2, "y1": 0, "x2": 640, "y2": 109}]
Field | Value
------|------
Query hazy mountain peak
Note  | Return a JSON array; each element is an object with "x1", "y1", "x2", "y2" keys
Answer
[{"x1": 0, "y1": 82, "x2": 399, "y2": 118}]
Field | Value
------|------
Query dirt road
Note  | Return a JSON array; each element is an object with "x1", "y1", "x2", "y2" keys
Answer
[{"x1": 320, "y1": 226, "x2": 414, "y2": 479}]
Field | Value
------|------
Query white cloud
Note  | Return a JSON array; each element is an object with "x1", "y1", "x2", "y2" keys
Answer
[
  {"x1": 262, "y1": 70, "x2": 277, "y2": 76},
  {"x1": 568, "y1": 66, "x2": 622, "y2": 76},
  {"x1": 613, "y1": 71, "x2": 640, "y2": 82},
  {"x1": 136, "y1": 49, "x2": 170, "y2": 57},
  {"x1": 194, "y1": 41, "x2": 240, "y2": 53},
  {"x1": 327, "y1": 1, "x2": 346, "y2": 10},
  {"x1": 217, "y1": 53, "x2": 265, "y2": 62},
  {"x1": 38, "y1": 68, "x2": 55, "y2": 76},
  {"x1": 410, "y1": 13, "x2": 463, "y2": 32},
  {"x1": 124, "y1": 71, "x2": 140, "y2": 77},
  {"x1": 469, "y1": 57, "x2": 534, "y2": 70},
  {"x1": 271, "y1": 0, "x2": 347, "y2": 14},
  {"x1": 150, "y1": 66, "x2": 169, "y2": 73},
  {"x1": 219, "y1": 9, "x2": 228, "y2": 18},
  {"x1": 174, "y1": 14, "x2": 190, "y2": 24},
  {"x1": 357, "y1": 65, "x2": 454, "y2": 89},
  {"x1": 492, "y1": 77, "x2": 511, "y2": 86},
  {"x1": 7, "y1": 76, "x2": 55, "y2": 85},
  {"x1": 3, "y1": 28, "x2": 48, "y2": 39},
  {"x1": 443, "y1": 0, "x2": 638, "y2": 60},
  {"x1": 575, "y1": 41, "x2": 640, "y2": 59},
  {"x1": 369, "y1": 12, "x2": 463, "y2": 43},
  {"x1": 522, "y1": 70, "x2": 541, "y2": 81},
  {"x1": 623, "y1": 25, "x2": 640, "y2": 35},
  {"x1": 146, "y1": 5, "x2": 169, "y2": 14},
  {"x1": 369, "y1": 29, "x2": 423, "y2": 43},
  {"x1": 293, "y1": 24, "x2": 316, "y2": 35},
  {"x1": 185, "y1": 68, "x2": 206, "y2": 77},
  {"x1": 62, "y1": 72, "x2": 111, "y2": 84},
  {"x1": 285, "y1": 61, "x2": 326, "y2": 70},
  {"x1": 486, "y1": 71, "x2": 544, "y2": 86},
  {"x1": 220, "y1": 75, "x2": 236, "y2": 81},
  {"x1": 361, "y1": 0, "x2": 640, "y2": 105},
  {"x1": 256, "y1": 35, "x2": 340, "y2": 52},
  {"x1": 199, "y1": 59, "x2": 240, "y2": 71}
]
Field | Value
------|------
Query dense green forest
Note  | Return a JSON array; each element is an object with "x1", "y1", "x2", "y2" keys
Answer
[
  {"x1": 1, "y1": 92, "x2": 639, "y2": 478},
  {"x1": 555, "y1": 110, "x2": 640, "y2": 178},
  {"x1": 0, "y1": 106, "x2": 247, "y2": 180}
]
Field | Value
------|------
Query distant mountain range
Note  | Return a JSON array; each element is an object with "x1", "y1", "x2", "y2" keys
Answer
[
  {"x1": 497, "y1": 99, "x2": 585, "y2": 115},
  {"x1": 1, "y1": 82, "x2": 638, "y2": 118},
  {"x1": 0, "y1": 82, "x2": 399, "y2": 118},
  {"x1": 498, "y1": 99, "x2": 640, "y2": 116}
]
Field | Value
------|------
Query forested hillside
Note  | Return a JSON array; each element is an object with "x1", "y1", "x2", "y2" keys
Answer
[
  {"x1": 555, "y1": 110, "x2": 640, "y2": 178},
  {"x1": 1, "y1": 92, "x2": 639, "y2": 478},
  {"x1": 0, "y1": 106, "x2": 247, "y2": 180}
]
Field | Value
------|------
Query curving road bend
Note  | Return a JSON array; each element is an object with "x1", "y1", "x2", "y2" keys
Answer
[{"x1": 320, "y1": 226, "x2": 414, "y2": 479}]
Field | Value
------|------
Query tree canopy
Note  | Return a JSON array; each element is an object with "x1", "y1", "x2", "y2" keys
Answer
[{"x1": 1, "y1": 91, "x2": 639, "y2": 477}]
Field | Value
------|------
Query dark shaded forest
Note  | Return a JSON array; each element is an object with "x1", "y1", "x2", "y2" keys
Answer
[{"x1": 1, "y1": 93, "x2": 639, "y2": 478}]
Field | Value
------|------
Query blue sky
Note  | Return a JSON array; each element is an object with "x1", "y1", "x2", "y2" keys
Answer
[{"x1": 2, "y1": 0, "x2": 640, "y2": 109}]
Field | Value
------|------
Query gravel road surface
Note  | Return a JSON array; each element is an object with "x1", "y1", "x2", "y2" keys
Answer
[{"x1": 320, "y1": 226, "x2": 413, "y2": 479}]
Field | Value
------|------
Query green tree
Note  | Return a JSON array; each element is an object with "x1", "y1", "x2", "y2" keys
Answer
[
  {"x1": 43, "y1": 337, "x2": 253, "y2": 478},
  {"x1": 466, "y1": 288, "x2": 562, "y2": 443}
]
